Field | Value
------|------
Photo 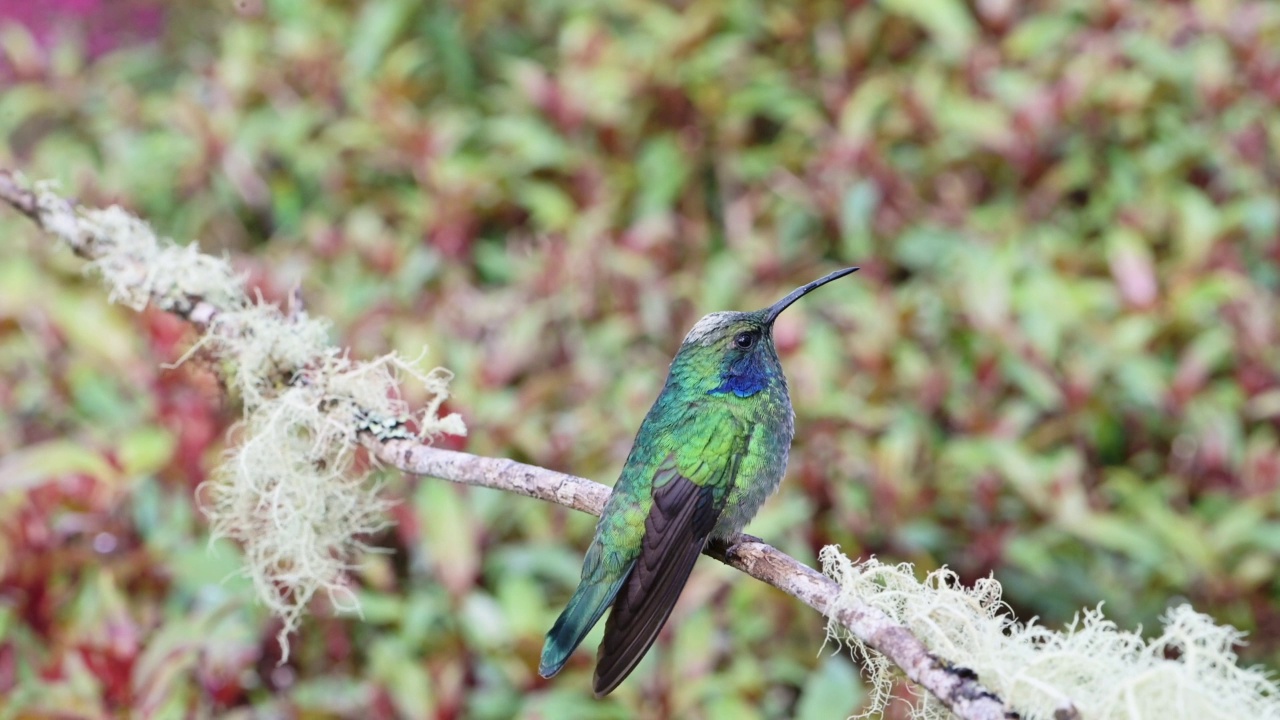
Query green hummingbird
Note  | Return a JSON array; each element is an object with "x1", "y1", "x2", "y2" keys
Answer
[{"x1": 539, "y1": 266, "x2": 859, "y2": 697}]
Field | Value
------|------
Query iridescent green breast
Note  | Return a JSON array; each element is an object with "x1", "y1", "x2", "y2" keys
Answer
[{"x1": 710, "y1": 376, "x2": 794, "y2": 538}]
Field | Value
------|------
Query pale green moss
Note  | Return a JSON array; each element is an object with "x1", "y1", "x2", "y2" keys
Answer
[
  {"x1": 821, "y1": 548, "x2": 1280, "y2": 719},
  {"x1": 32, "y1": 182, "x2": 466, "y2": 660}
]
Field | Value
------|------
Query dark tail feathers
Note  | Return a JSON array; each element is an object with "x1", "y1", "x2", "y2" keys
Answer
[{"x1": 539, "y1": 568, "x2": 631, "y2": 679}]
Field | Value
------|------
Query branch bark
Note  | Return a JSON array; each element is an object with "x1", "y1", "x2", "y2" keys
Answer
[{"x1": 0, "y1": 169, "x2": 1022, "y2": 720}]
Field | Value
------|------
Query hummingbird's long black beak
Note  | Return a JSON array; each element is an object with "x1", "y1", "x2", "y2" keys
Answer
[{"x1": 763, "y1": 266, "x2": 859, "y2": 324}]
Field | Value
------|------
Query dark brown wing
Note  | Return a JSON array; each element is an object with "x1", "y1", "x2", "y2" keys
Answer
[{"x1": 592, "y1": 468, "x2": 725, "y2": 697}]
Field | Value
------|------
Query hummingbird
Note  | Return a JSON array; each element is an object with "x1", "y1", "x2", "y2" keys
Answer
[{"x1": 539, "y1": 266, "x2": 859, "y2": 697}]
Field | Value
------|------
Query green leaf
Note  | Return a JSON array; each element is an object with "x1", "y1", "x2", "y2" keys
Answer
[
  {"x1": 880, "y1": 0, "x2": 977, "y2": 59},
  {"x1": 347, "y1": 0, "x2": 418, "y2": 78},
  {"x1": 635, "y1": 134, "x2": 692, "y2": 219},
  {"x1": 118, "y1": 427, "x2": 175, "y2": 479},
  {"x1": 0, "y1": 440, "x2": 116, "y2": 495},
  {"x1": 516, "y1": 181, "x2": 577, "y2": 232},
  {"x1": 796, "y1": 654, "x2": 864, "y2": 720},
  {"x1": 840, "y1": 180, "x2": 880, "y2": 259}
]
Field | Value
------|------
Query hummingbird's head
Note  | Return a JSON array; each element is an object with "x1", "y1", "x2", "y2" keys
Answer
[{"x1": 675, "y1": 267, "x2": 859, "y2": 398}]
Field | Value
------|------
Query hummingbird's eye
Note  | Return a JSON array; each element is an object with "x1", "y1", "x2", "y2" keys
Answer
[{"x1": 733, "y1": 331, "x2": 756, "y2": 349}]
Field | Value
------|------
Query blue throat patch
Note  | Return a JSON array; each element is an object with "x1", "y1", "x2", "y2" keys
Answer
[{"x1": 708, "y1": 353, "x2": 771, "y2": 398}]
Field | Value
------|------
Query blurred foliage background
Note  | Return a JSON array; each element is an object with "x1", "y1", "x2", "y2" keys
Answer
[{"x1": 2, "y1": 0, "x2": 1279, "y2": 717}]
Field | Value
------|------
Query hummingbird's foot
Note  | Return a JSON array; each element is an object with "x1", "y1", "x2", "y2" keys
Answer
[{"x1": 707, "y1": 533, "x2": 765, "y2": 563}]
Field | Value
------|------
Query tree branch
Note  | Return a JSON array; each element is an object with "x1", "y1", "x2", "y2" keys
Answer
[{"x1": 0, "y1": 169, "x2": 1022, "y2": 720}]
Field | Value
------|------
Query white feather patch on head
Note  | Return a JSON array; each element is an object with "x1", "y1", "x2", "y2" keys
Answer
[{"x1": 682, "y1": 311, "x2": 743, "y2": 346}]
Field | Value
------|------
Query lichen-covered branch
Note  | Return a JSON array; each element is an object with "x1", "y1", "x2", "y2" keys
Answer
[{"x1": 0, "y1": 170, "x2": 465, "y2": 660}]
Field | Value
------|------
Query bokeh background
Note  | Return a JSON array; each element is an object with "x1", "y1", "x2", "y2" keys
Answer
[{"x1": 2, "y1": 1, "x2": 1279, "y2": 718}]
